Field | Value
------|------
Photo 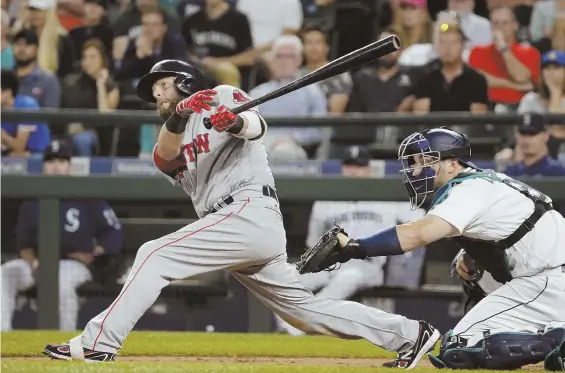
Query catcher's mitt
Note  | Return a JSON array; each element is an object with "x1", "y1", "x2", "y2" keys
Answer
[
  {"x1": 296, "y1": 224, "x2": 367, "y2": 274},
  {"x1": 296, "y1": 224, "x2": 346, "y2": 274}
]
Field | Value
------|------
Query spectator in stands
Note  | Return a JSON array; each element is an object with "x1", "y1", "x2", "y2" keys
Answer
[
  {"x1": 346, "y1": 28, "x2": 416, "y2": 147},
  {"x1": 234, "y1": 0, "x2": 303, "y2": 67},
  {"x1": 115, "y1": 7, "x2": 187, "y2": 82},
  {"x1": 12, "y1": 28, "x2": 61, "y2": 107},
  {"x1": 112, "y1": 0, "x2": 180, "y2": 65},
  {"x1": 274, "y1": 145, "x2": 426, "y2": 335},
  {"x1": 393, "y1": 0, "x2": 431, "y2": 51},
  {"x1": 62, "y1": 39, "x2": 120, "y2": 156},
  {"x1": 182, "y1": 0, "x2": 252, "y2": 88},
  {"x1": 106, "y1": 0, "x2": 132, "y2": 25},
  {"x1": 399, "y1": 10, "x2": 469, "y2": 67},
  {"x1": 529, "y1": 0, "x2": 565, "y2": 54},
  {"x1": 250, "y1": 35, "x2": 326, "y2": 157},
  {"x1": 412, "y1": 25, "x2": 489, "y2": 114},
  {"x1": 177, "y1": 0, "x2": 203, "y2": 20},
  {"x1": 1, "y1": 9, "x2": 14, "y2": 68},
  {"x1": 1, "y1": 69, "x2": 50, "y2": 157},
  {"x1": 300, "y1": 24, "x2": 352, "y2": 114},
  {"x1": 57, "y1": 0, "x2": 85, "y2": 31},
  {"x1": 16, "y1": 0, "x2": 76, "y2": 77},
  {"x1": 1, "y1": 139, "x2": 123, "y2": 332},
  {"x1": 469, "y1": 6, "x2": 540, "y2": 112},
  {"x1": 504, "y1": 113, "x2": 565, "y2": 176},
  {"x1": 266, "y1": 137, "x2": 309, "y2": 161},
  {"x1": 177, "y1": 0, "x2": 237, "y2": 22},
  {"x1": 518, "y1": 50, "x2": 565, "y2": 162},
  {"x1": 447, "y1": 0, "x2": 492, "y2": 47},
  {"x1": 69, "y1": 0, "x2": 113, "y2": 64},
  {"x1": 301, "y1": 0, "x2": 334, "y2": 29}
]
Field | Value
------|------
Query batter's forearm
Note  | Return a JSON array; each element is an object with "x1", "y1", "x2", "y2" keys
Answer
[
  {"x1": 229, "y1": 111, "x2": 266, "y2": 141},
  {"x1": 157, "y1": 113, "x2": 187, "y2": 161}
]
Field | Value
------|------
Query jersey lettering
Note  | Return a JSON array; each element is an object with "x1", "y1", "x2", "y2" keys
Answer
[
  {"x1": 193, "y1": 133, "x2": 210, "y2": 154},
  {"x1": 183, "y1": 143, "x2": 196, "y2": 163},
  {"x1": 233, "y1": 90, "x2": 249, "y2": 103},
  {"x1": 64, "y1": 208, "x2": 80, "y2": 232}
]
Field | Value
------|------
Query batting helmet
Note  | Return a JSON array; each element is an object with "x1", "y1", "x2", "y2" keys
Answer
[
  {"x1": 136, "y1": 59, "x2": 203, "y2": 103},
  {"x1": 398, "y1": 127, "x2": 472, "y2": 209}
]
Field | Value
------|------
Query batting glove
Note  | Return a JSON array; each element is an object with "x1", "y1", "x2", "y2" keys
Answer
[
  {"x1": 208, "y1": 105, "x2": 242, "y2": 132},
  {"x1": 176, "y1": 89, "x2": 217, "y2": 118}
]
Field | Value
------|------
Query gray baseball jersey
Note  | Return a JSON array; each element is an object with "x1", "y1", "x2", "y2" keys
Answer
[
  {"x1": 159, "y1": 84, "x2": 275, "y2": 217},
  {"x1": 75, "y1": 84, "x2": 423, "y2": 359}
]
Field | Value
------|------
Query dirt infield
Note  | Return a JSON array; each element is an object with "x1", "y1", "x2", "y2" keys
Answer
[
  {"x1": 2, "y1": 356, "x2": 545, "y2": 369},
  {"x1": 4, "y1": 356, "x2": 394, "y2": 366}
]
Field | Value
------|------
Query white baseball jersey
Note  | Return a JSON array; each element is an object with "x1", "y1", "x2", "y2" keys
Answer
[
  {"x1": 306, "y1": 201, "x2": 426, "y2": 269},
  {"x1": 428, "y1": 171, "x2": 565, "y2": 277},
  {"x1": 155, "y1": 85, "x2": 275, "y2": 217},
  {"x1": 306, "y1": 201, "x2": 425, "y2": 247}
]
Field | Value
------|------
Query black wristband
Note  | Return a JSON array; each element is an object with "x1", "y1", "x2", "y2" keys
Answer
[
  {"x1": 226, "y1": 115, "x2": 244, "y2": 134},
  {"x1": 165, "y1": 112, "x2": 189, "y2": 134}
]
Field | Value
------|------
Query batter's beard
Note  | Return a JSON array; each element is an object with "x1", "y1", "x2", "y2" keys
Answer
[{"x1": 158, "y1": 98, "x2": 181, "y2": 120}]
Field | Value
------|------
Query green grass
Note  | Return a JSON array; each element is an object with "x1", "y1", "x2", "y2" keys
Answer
[
  {"x1": 0, "y1": 331, "x2": 519, "y2": 373},
  {"x1": 1, "y1": 331, "x2": 396, "y2": 358}
]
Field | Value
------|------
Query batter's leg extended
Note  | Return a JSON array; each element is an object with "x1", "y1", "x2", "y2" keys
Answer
[
  {"x1": 232, "y1": 255, "x2": 430, "y2": 355},
  {"x1": 60, "y1": 193, "x2": 287, "y2": 356}
]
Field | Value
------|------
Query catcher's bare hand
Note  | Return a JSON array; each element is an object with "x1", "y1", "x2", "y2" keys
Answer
[
  {"x1": 452, "y1": 250, "x2": 484, "y2": 282},
  {"x1": 456, "y1": 254, "x2": 472, "y2": 281}
]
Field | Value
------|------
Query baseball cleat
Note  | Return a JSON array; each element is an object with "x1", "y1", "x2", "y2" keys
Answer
[
  {"x1": 382, "y1": 320, "x2": 441, "y2": 369},
  {"x1": 43, "y1": 342, "x2": 116, "y2": 362}
]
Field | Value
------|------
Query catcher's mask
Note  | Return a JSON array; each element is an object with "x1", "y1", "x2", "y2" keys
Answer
[{"x1": 398, "y1": 127, "x2": 472, "y2": 209}]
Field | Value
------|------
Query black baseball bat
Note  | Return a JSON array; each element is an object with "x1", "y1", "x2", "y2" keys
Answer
[{"x1": 204, "y1": 34, "x2": 400, "y2": 129}]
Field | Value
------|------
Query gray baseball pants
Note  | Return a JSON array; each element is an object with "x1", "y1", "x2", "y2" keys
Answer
[{"x1": 77, "y1": 188, "x2": 419, "y2": 353}]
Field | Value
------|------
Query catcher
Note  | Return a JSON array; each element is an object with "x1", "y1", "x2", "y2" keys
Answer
[{"x1": 297, "y1": 127, "x2": 565, "y2": 370}]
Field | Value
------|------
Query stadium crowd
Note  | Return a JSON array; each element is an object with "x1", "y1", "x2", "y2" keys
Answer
[{"x1": 1, "y1": 0, "x2": 565, "y2": 169}]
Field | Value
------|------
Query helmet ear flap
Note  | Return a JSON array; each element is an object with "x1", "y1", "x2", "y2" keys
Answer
[{"x1": 174, "y1": 73, "x2": 197, "y2": 97}]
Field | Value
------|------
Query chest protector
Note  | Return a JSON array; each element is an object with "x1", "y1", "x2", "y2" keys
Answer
[{"x1": 430, "y1": 170, "x2": 553, "y2": 284}]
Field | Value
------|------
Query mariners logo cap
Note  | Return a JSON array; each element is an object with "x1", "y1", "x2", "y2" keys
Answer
[
  {"x1": 342, "y1": 145, "x2": 371, "y2": 166},
  {"x1": 518, "y1": 113, "x2": 547, "y2": 135},
  {"x1": 44, "y1": 139, "x2": 73, "y2": 161}
]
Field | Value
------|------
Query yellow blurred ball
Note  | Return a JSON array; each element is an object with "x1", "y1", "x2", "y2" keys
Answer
[{"x1": 440, "y1": 23, "x2": 449, "y2": 32}]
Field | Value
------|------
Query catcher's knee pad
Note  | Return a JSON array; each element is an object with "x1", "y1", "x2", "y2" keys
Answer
[
  {"x1": 429, "y1": 328, "x2": 565, "y2": 370},
  {"x1": 428, "y1": 330, "x2": 479, "y2": 370},
  {"x1": 544, "y1": 328, "x2": 565, "y2": 371}
]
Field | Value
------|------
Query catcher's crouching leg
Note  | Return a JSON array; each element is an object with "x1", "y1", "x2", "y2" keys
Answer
[{"x1": 428, "y1": 328, "x2": 565, "y2": 370}]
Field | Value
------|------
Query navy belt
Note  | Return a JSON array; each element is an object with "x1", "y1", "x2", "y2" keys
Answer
[{"x1": 208, "y1": 185, "x2": 278, "y2": 214}]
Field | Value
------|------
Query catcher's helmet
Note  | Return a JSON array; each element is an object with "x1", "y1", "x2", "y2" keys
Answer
[
  {"x1": 398, "y1": 127, "x2": 472, "y2": 209},
  {"x1": 136, "y1": 59, "x2": 203, "y2": 103}
]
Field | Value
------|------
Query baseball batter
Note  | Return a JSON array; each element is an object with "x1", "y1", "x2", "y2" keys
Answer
[
  {"x1": 304, "y1": 127, "x2": 565, "y2": 370},
  {"x1": 43, "y1": 59, "x2": 440, "y2": 368},
  {"x1": 276, "y1": 146, "x2": 425, "y2": 336}
]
